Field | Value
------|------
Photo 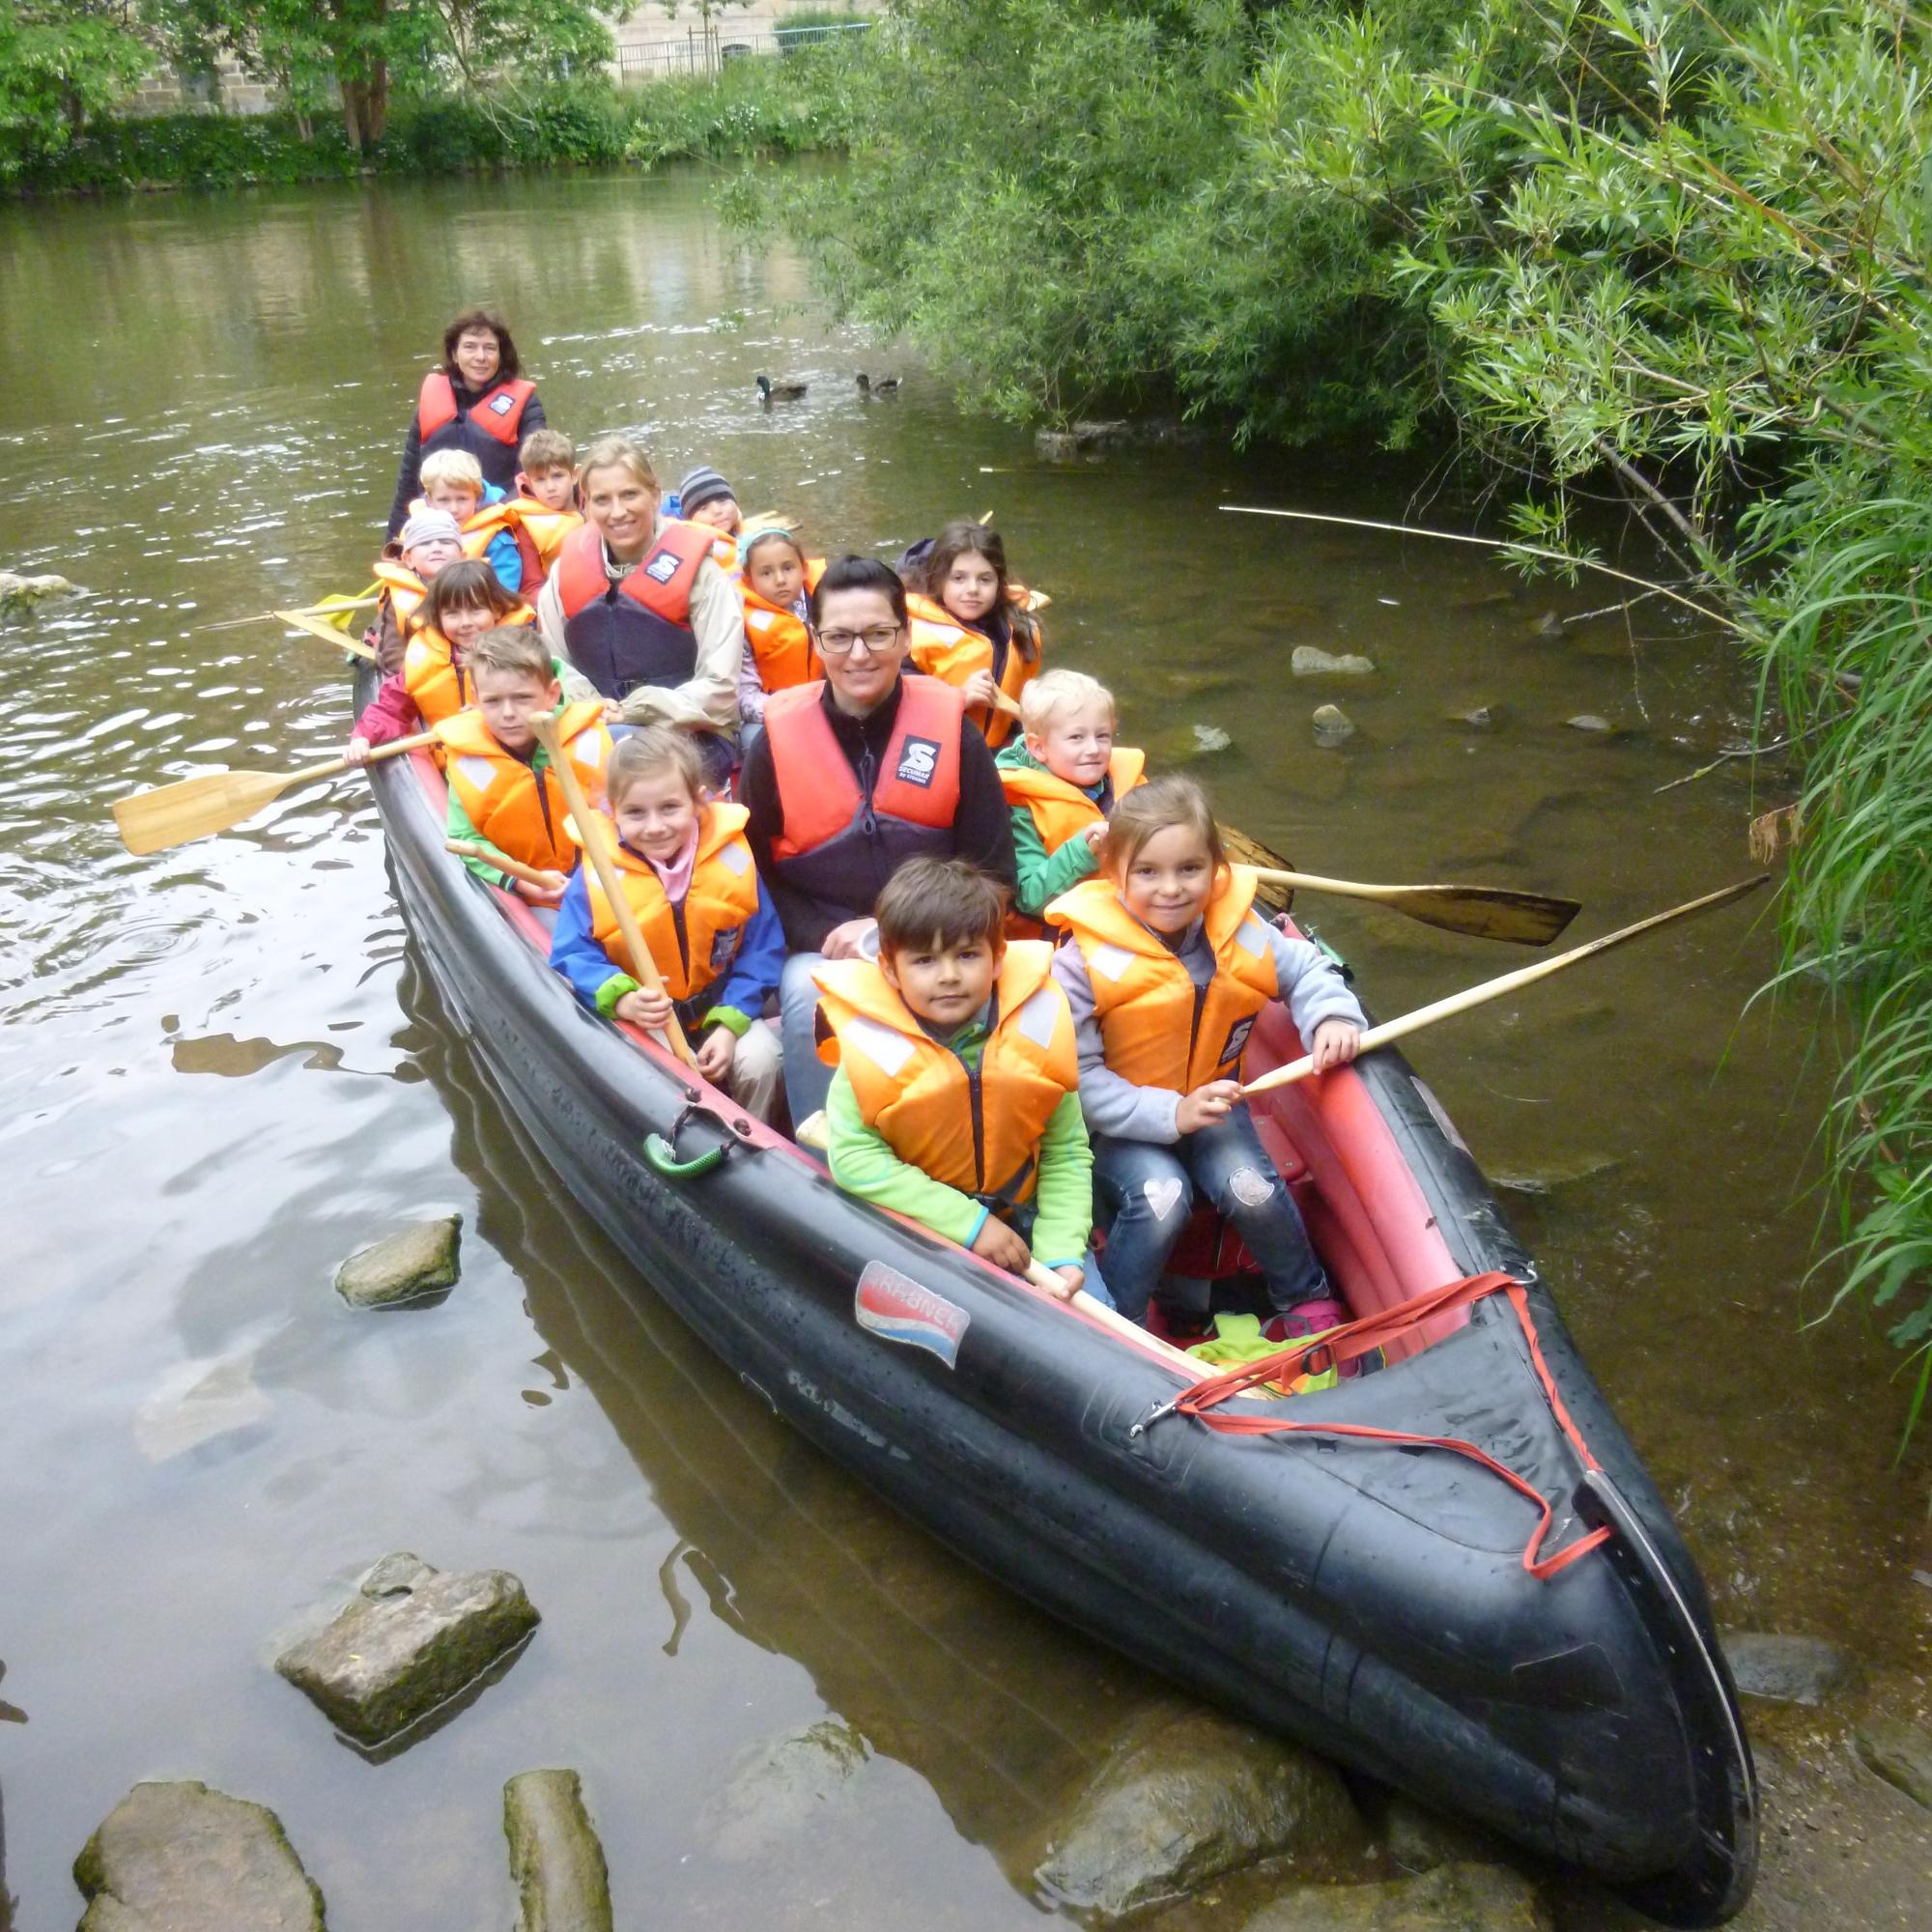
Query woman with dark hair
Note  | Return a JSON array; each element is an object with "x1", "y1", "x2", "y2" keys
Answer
[{"x1": 385, "y1": 308, "x2": 548, "y2": 537}]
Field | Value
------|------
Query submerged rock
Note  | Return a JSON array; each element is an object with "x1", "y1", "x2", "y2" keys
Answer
[
  {"x1": 1490, "y1": 1152, "x2": 1622, "y2": 1199},
  {"x1": 1242, "y1": 1861, "x2": 1550, "y2": 1930},
  {"x1": 1381, "y1": 1795, "x2": 1512, "y2": 1873},
  {"x1": 1450, "y1": 705, "x2": 1493, "y2": 729},
  {"x1": 275, "y1": 1550, "x2": 538, "y2": 1747},
  {"x1": 700, "y1": 1719, "x2": 871, "y2": 1861},
  {"x1": 0, "y1": 570, "x2": 76, "y2": 612},
  {"x1": 1720, "y1": 1631, "x2": 1860, "y2": 1705},
  {"x1": 1036, "y1": 1705, "x2": 1368, "y2": 1916},
  {"x1": 132, "y1": 1350, "x2": 272, "y2": 1463},
  {"x1": 1292, "y1": 646, "x2": 1377, "y2": 677},
  {"x1": 1035, "y1": 419, "x2": 1129, "y2": 460},
  {"x1": 333, "y1": 1214, "x2": 461, "y2": 1307},
  {"x1": 1854, "y1": 1717, "x2": 1932, "y2": 1809},
  {"x1": 505, "y1": 1770, "x2": 614, "y2": 1932},
  {"x1": 1312, "y1": 704, "x2": 1356, "y2": 747},
  {"x1": 1564, "y1": 713, "x2": 1613, "y2": 734},
  {"x1": 73, "y1": 1779, "x2": 324, "y2": 1932}
]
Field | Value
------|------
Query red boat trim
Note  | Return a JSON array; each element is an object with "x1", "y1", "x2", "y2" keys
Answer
[{"x1": 1176, "y1": 1270, "x2": 1613, "y2": 1579}]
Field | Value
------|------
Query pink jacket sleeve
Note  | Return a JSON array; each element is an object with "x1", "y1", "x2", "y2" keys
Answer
[{"x1": 353, "y1": 672, "x2": 421, "y2": 747}]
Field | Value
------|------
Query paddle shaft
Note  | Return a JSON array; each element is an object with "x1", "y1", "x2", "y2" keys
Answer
[
  {"x1": 529, "y1": 714, "x2": 696, "y2": 1066},
  {"x1": 291, "y1": 730, "x2": 436, "y2": 786},
  {"x1": 1241, "y1": 876, "x2": 1769, "y2": 1097},
  {"x1": 197, "y1": 594, "x2": 380, "y2": 634},
  {"x1": 1246, "y1": 866, "x2": 1578, "y2": 947},
  {"x1": 445, "y1": 840, "x2": 558, "y2": 892},
  {"x1": 278, "y1": 608, "x2": 377, "y2": 662},
  {"x1": 1022, "y1": 1261, "x2": 1208, "y2": 1374}
]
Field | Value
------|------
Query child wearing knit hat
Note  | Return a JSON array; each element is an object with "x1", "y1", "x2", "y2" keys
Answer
[{"x1": 674, "y1": 465, "x2": 743, "y2": 570}]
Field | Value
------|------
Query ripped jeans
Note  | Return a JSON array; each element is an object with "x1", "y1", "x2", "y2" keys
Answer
[{"x1": 1091, "y1": 1107, "x2": 1328, "y2": 1325}]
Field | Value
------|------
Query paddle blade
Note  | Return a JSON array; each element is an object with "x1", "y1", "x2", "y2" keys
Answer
[
  {"x1": 276, "y1": 608, "x2": 376, "y2": 661},
  {"x1": 1217, "y1": 824, "x2": 1296, "y2": 917},
  {"x1": 112, "y1": 767, "x2": 298, "y2": 855},
  {"x1": 1382, "y1": 885, "x2": 1580, "y2": 947}
]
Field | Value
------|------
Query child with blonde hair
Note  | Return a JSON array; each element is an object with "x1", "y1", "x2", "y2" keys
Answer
[
  {"x1": 550, "y1": 727, "x2": 784, "y2": 1117},
  {"x1": 1048, "y1": 776, "x2": 1364, "y2": 1334},
  {"x1": 417, "y1": 447, "x2": 525, "y2": 594},
  {"x1": 997, "y1": 668, "x2": 1145, "y2": 929}
]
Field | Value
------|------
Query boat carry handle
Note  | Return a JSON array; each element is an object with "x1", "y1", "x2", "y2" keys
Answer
[{"x1": 641, "y1": 1103, "x2": 741, "y2": 1179}]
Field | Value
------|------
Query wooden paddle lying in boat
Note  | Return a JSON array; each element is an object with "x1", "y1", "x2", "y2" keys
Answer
[
  {"x1": 445, "y1": 840, "x2": 558, "y2": 892},
  {"x1": 1021, "y1": 1259, "x2": 1210, "y2": 1372},
  {"x1": 112, "y1": 732, "x2": 435, "y2": 856},
  {"x1": 1246, "y1": 867, "x2": 1579, "y2": 947},
  {"x1": 529, "y1": 712, "x2": 696, "y2": 1066},
  {"x1": 1240, "y1": 876, "x2": 1769, "y2": 1097}
]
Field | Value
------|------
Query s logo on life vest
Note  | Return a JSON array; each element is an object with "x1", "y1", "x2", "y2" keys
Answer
[
  {"x1": 489, "y1": 393, "x2": 516, "y2": 415},
  {"x1": 644, "y1": 550, "x2": 682, "y2": 584},
  {"x1": 895, "y1": 737, "x2": 941, "y2": 787},
  {"x1": 1217, "y1": 1015, "x2": 1257, "y2": 1066}
]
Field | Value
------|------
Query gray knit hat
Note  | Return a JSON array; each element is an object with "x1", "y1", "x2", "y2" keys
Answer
[
  {"x1": 676, "y1": 465, "x2": 735, "y2": 518},
  {"x1": 398, "y1": 507, "x2": 463, "y2": 553}
]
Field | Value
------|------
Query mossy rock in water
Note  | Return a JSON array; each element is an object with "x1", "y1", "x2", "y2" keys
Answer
[
  {"x1": 699, "y1": 1719, "x2": 873, "y2": 1861},
  {"x1": 275, "y1": 1550, "x2": 538, "y2": 1747},
  {"x1": 505, "y1": 1769, "x2": 614, "y2": 1932},
  {"x1": 0, "y1": 570, "x2": 77, "y2": 614},
  {"x1": 74, "y1": 1779, "x2": 325, "y2": 1931},
  {"x1": 1240, "y1": 1861, "x2": 1551, "y2": 1930},
  {"x1": 1854, "y1": 1717, "x2": 1932, "y2": 1809},
  {"x1": 1292, "y1": 646, "x2": 1377, "y2": 677},
  {"x1": 334, "y1": 1214, "x2": 462, "y2": 1307},
  {"x1": 1035, "y1": 1703, "x2": 1369, "y2": 1916}
]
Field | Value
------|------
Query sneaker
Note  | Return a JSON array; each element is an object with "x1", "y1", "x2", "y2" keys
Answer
[{"x1": 1263, "y1": 1297, "x2": 1349, "y2": 1344}]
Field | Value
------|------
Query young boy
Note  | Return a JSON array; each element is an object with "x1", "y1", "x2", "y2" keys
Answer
[
  {"x1": 996, "y1": 669, "x2": 1146, "y2": 928},
  {"x1": 814, "y1": 858, "x2": 1111, "y2": 1301},
  {"x1": 509, "y1": 428, "x2": 583, "y2": 586},
  {"x1": 368, "y1": 507, "x2": 466, "y2": 675},
  {"x1": 674, "y1": 464, "x2": 743, "y2": 571},
  {"x1": 418, "y1": 448, "x2": 525, "y2": 595},
  {"x1": 436, "y1": 626, "x2": 611, "y2": 905}
]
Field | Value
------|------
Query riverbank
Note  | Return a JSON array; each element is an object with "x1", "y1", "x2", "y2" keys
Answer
[{"x1": 1, "y1": 67, "x2": 852, "y2": 197}]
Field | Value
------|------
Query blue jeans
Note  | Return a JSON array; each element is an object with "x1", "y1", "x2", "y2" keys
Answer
[
  {"x1": 780, "y1": 950, "x2": 833, "y2": 1125},
  {"x1": 1092, "y1": 1108, "x2": 1328, "y2": 1325}
]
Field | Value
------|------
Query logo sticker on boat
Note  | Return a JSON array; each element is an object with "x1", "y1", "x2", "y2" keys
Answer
[{"x1": 855, "y1": 1263, "x2": 969, "y2": 1369}]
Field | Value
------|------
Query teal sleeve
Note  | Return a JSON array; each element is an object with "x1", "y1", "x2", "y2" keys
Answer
[
  {"x1": 445, "y1": 790, "x2": 511, "y2": 888},
  {"x1": 1009, "y1": 805, "x2": 1056, "y2": 919},
  {"x1": 1035, "y1": 824, "x2": 1101, "y2": 907},
  {"x1": 825, "y1": 1069, "x2": 985, "y2": 1247},
  {"x1": 1028, "y1": 1090, "x2": 1096, "y2": 1269}
]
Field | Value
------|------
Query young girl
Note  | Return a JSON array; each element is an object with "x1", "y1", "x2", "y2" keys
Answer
[
  {"x1": 550, "y1": 728, "x2": 785, "y2": 1121},
  {"x1": 906, "y1": 521, "x2": 1042, "y2": 750},
  {"x1": 734, "y1": 526, "x2": 824, "y2": 726},
  {"x1": 345, "y1": 560, "x2": 529, "y2": 760},
  {"x1": 1047, "y1": 776, "x2": 1366, "y2": 1334}
]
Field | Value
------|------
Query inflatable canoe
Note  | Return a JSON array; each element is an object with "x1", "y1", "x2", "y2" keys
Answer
[{"x1": 360, "y1": 673, "x2": 1755, "y2": 1925}]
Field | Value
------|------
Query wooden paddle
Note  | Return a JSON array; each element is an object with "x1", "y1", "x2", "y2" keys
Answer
[
  {"x1": 195, "y1": 589, "x2": 381, "y2": 634},
  {"x1": 275, "y1": 607, "x2": 377, "y2": 662},
  {"x1": 1021, "y1": 1260, "x2": 1209, "y2": 1371},
  {"x1": 529, "y1": 713, "x2": 696, "y2": 1066},
  {"x1": 445, "y1": 840, "x2": 558, "y2": 892},
  {"x1": 112, "y1": 732, "x2": 435, "y2": 856},
  {"x1": 1240, "y1": 876, "x2": 1769, "y2": 1097},
  {"x1": 1246, "y1": 866, "x2": 1579, "y2": 947}
]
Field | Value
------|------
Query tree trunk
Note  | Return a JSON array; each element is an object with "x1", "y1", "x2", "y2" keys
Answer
[{"x1": 339, "y1": 68, "x2": 389, "y2": 152}]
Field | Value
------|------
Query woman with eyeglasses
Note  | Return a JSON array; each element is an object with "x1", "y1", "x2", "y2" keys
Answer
[
  {"x1": 739, "y1": 555, "x2": 1018, "y2": 1124},
  {"x1": 537, "y1": 435, "x2": 743, "y2": 789}
]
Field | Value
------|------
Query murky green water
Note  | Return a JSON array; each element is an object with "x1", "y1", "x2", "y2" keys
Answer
[{"x1": 1, "y1": 170, "x2": 1924, "y2": 1928}]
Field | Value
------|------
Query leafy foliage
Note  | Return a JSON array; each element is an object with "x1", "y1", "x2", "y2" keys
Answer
[{"x1": 0, "y1": 3, "x2": 154, "y2": 176}]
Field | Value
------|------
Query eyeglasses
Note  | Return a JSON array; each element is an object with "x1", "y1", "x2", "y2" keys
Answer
[{"x1": 813, "y1": 624, "x2": 905, "y2": 657}]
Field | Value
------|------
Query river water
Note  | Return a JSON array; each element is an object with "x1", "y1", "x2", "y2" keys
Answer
[{"x1": 1, "y1": 171, "x2": 1924, "y2": 1928}]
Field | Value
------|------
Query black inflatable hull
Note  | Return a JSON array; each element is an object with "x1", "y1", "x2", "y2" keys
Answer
[{"x1": 365, "y1": 705, "x2": 1755, "y2": 1924}]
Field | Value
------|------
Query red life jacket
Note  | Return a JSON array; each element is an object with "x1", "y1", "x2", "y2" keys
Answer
[
  {"x1": 554, "y1": 521, "x2": 712, "y2": 702},
  {"x1": 764, "y1": 675, "x2": 966, "y2": 931},
  {"x1": 416, "y1": 371, "x2": 536, "y2": 449}
]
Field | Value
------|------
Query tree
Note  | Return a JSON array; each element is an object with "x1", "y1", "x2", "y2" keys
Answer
[{"x1": 0, "y1": 2, "x2": 153, "y2": 170}]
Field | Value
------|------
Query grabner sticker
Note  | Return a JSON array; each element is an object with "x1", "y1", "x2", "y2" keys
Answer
[
  {"x1": 895, "y1": 736, "x2": 941, "y2": 786},
  {"x1": 644, "y1": 550, "x2": 682, "y2": 583},
  {"x1": 489, "y1": 392, "x2": 516, "y2": 414},
  {"x1": 855, "y1": 1262, "x2": 969, "y2": 1368}
]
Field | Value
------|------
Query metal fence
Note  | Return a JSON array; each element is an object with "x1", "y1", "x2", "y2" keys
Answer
[{"x1": 615, "y1": 19, "x2": 873, "y2": 82}]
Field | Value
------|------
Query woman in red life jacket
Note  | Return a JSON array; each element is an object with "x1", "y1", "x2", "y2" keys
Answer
[
  {"x1": 385, "y1": 307, "x2": 546, "y2": 539},
  {"x1": 737, "y1": 554, "x2": 1018, "y2": 1125},
  {"x1": 536, "y1": 436, "x2": 743, "y2": 790}
]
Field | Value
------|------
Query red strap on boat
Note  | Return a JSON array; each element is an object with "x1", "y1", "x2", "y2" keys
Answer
[{"x1": 1175, "y1": 1270, "x2": 1612, "y2": 1580}]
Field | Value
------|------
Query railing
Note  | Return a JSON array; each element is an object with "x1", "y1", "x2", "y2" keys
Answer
[{"x1": 614, "y1": 20, "x2": 873, "y2": 82}]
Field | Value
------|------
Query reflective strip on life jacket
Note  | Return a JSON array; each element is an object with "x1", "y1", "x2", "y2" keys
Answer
[
  {"x1": 582, "y1": 802, "x2": 759, "y2": 1005},
  {"x1": 738, "y1": 556, "x2": 825, "y2": 695},
  {"x1": 1047, "y1": 868, "x2": 1279, "y2": 1093},
  {"x1": 437, "y1": 699, "x2": 610, "y2": 875},
  {"x1": 813, "y1": 942, "x2": 1076, "y2": 1206}
]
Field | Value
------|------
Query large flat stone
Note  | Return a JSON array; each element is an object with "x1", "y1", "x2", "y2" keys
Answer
[
  {"x1": 1855, "y1": 1717, "x2": 1932, "y2": 1809},
  {"x1": 0, "y1": 570, "x2": 76, "y2": 613},
  {"x1": 1036, "y1": 1705, "x2": 1368, "y2": 1916},
  {"x1": 505, "y1": 1770, "x2": 613, "y2": 1932},
  {"x1": 275, "y1": 1551, "x2": 538, "y2": 1747},
  {"x1": 1242, "y1": 1861, "x2": 1551, "y2": 1930},
  {"x1": 1292, "y1": 646, "x2": 1378, "y2": 677},
  {"x1": 333, "y1": 1216, "x2": 461, "y2": 1308},
  {"x1": 1720, "y1": 1631, "x2": 1860, "y2": 1705},
  {"x1": 73, "y1": 1779, "x2": 324, "y2": 1931}
]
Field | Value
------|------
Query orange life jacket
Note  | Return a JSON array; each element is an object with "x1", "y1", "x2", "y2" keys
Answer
[
  {"x1": 407, "y1": 490, "x2": 532, "y2": 586},
  {"x1": 437, "y1": 699, "x2": 611, "y2": 876},
  {"x1": 1000, "y1": 746, "x2": 1147, "y2": 852},
  {"x1": 1046, "y1": 867, "x2": 1279, "y2": 1093},
  {"x1": 906, "y1": 589, "x2": 1041, "y2": 750},
  {"x1": 814, "y1": 941, "x2": 1077, "y2": 1208},
  {"x1": 402, "y1": 606, "x2": 537, "y2": 730},
  {"x1": 416, "y1": 371, "x2": 537, "y2": 450},
  {"x1": 502, "y1": 498, "x2": 582, "y2": 586},
  {"x1": 737, "y1": 556, "x2": 826, "y2": 694},
  {"x1": 554, "y1": 520, "x2": 712, "y2": 700},
  {"x1": 707, "y1": 532, "x2": 739, "y2": 574},
  {"x1": 375, "y1": 557, "x2": 428, "y2": 637},
  {"x1": 580, "y1": 802, "x2": 761, "y2": 1005}
]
